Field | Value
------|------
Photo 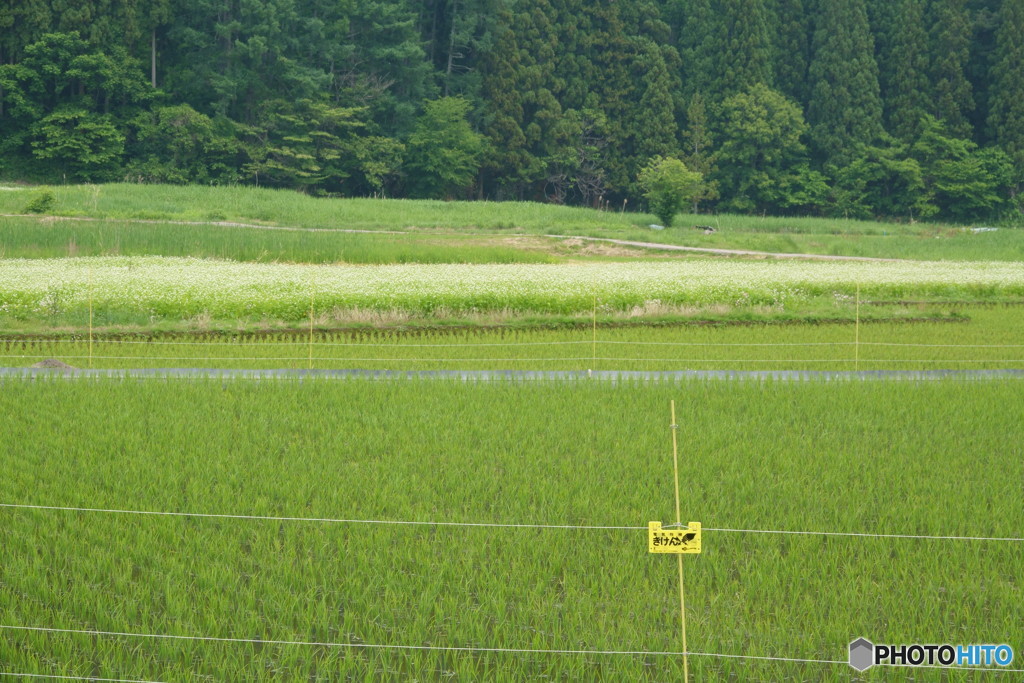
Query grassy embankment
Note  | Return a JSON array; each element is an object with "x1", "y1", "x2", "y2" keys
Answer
[
  {"x1": 1, "y1": 183, "x2": 1022, "y2": 261},
  {"x1": 1, "y1": 379, "x2": 1020, "y2": 680}
]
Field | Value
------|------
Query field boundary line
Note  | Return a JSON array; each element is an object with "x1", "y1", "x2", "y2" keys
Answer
[
  {"x1": 3, "y1": 503, "x2": 1021, "y2": 542},
  {"x1": 3, "y1": 624, "x2": 1022, "y2": 673},
  {"x1": 4, "y1": 368, "x2": 1024, "y2": 381}
]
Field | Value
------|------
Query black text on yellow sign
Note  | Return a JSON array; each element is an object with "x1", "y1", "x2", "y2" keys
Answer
[{"x1": 648, "y1": 521, "x2": 702, "y2": 554}]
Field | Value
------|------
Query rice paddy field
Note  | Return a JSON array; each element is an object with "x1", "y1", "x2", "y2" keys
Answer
[
  {"x1": 1, "y1": 184, "x2": 1022, "y2": 681},
  {"x1": 1, "y1": 379, "x2": 1022, "y2": 681},
  {"x1": 1, "y1": 307, "x2": 1023, "y2": 372}
]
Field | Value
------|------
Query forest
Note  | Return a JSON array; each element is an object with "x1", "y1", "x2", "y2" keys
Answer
[{"x1": 0, "y1": 0, "x2": 1022, "y2": 222}]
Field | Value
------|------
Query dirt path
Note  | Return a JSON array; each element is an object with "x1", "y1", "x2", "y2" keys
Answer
[
  {"x1": 543, "y1": 235, "x2": 902, "y2": 262},
  {"x1": 3, "y1": 212, "x2": 904, "y2": 261}
]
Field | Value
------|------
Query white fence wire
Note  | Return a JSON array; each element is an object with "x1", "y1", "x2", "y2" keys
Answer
[
  {"x1": 1, "y1": 625, "x2": 1021, "y2": 674},
  {"x1": 2, "y1": 502, "x2": 1020, "y2": 542}
]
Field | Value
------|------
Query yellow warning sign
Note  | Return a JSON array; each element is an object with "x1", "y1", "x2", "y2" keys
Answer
[{"x1": 649, "y1": 521, "x2": 702, "y2": 554}]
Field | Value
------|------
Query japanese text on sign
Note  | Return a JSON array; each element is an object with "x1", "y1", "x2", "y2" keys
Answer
[{"x1": 649, "y1": 521, "x2": 702, "y2": 554}]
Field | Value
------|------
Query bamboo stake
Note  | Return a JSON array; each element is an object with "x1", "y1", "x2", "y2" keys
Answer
[
  {"x1": 88, "y1": 266, "x2": 94, "y2": 369},
  {"x1": 670, "y1": 400, "x2": 688, "y2": 681},
  {"x1": 855, "y1": 283, "x2": 860, "y2": 372}
]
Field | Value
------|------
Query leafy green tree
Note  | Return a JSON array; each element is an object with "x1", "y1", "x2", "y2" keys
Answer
[
  {"x1": 406, "y1": 96, "x2": 484, "y2": 198},
  {"x1": 30, "y1": 105, "x2": 124, "y2": 180},
  {"x1": 352, "y1": 135, "x2": 405, "y2": 196},
  {"x1": 242, "y1": 98, "x2": 368, "y2": 193},
  {"x1": 126, "y1": 104, "x2": 242, "y2": 184},
  {"x1": 830, "y1": 141, "x2": 931, "y2": 219},
  {"x1": 807, "y1": 0, "x2": 884, "y2": 165},
  {"x1": 912, "y1": 114, "x2": 1012, "y2": 220},
  {"x1": 637, "y1": 156, "x2": 703, "y2": 227},
  {"x1": 714, "y1": 83, "x2": 825, "y2": 213}
]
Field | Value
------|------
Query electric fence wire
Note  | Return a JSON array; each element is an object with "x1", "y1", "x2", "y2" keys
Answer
[
  {"x1": 0, "y1": 673, "x2": 165, "y2": 683},
  {"x1": 0, "y1": 625, "x2": 1021, "y2": 674},
  {"x1": 2, "y1": 503, "x2": 1021, "y2": 542}
]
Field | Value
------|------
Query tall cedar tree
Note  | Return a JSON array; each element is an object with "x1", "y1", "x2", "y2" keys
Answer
[
  {"x1": 773, "y1": 0, "x2": 811, "y2": 104},
  {"x1": 807, "y1": 0, "x2": 884, "y2": 165},
  {"x1": 678, "y1": 0, "x2": 717, "y2": 101},
  {"x1": 986, "y1": 0, "x2": 1024, "y2": 169},
  {"x1": 885, "y1": 0, "x2": 930, "y2": 141},
  {"x1": 927, "y1": 0, "x2": 974, "y2": 138},
  {"x1": 479, "y1": 1, "x2": 565, "y2": 198},
  {"x1": 718, "y1": 0, "x2": 774, "y2": 94},
  {"x1": 575, "y1": 2, "x2": 639, "y2": 194}
]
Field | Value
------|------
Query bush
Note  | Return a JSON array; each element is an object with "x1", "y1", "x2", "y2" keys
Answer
[{"x1": 22, "y1": 189, "x2": 55, "y2": 214}]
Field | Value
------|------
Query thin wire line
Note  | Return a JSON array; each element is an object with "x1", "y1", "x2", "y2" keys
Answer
[
  {"x1": 0, "y1": 503, "x2": 640, "y2": 530},
  {"x1": 0, "y1": 624, "x2": 843, "y2": 663},
  {"x1": 0, "y1": 673, "x2": 164, "y2": 683},
  {"x1": 0, "y1": 355, "x2": 601, "y2": 362},
  {"x1": 2, "y1": 503, "x2": 1021, "y2": 541},
  {"x1": 702, "y1": 526, "x2": 1023, "y2": 542},
  {"x1": 0, "y1": 339, "x2": 594, "y2": 348},
  {"x1": 3, "y1": 625, "x2": 1022, "y2": 673},
  {"x1": 598, "y1": 341, "x2": 853, "y2": 347},
  {"x1": 861, "y1": 342, "x2": 1024, "y2": 348}
]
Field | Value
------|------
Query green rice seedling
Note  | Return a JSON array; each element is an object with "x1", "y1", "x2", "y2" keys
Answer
[
  {"x1": 0, "y1": 378, "x2": 1020, "y2": 679},
  {"x1": 2, "y1": 306, "x2": 1022, "y2": 371}
]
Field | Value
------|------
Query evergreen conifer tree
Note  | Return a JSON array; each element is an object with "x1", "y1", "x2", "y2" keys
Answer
[
  {"x1": 987, "y1": 0, "x2": 1024, "y2": 169},
  {"x1": 927, "y1": 0, "x2": 974, "y2": 138},
  {"x1": 885, "y1": 0, "x2": 930, "y2": 141},
  {"x1": 807, "y1": 0, "x2": 884, "y2": 165},
  {"x1": 774, "y1": 0, "x2": 810, "y2": 105}
]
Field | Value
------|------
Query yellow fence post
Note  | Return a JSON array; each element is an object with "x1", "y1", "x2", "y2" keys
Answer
[
  {"x1": 670, "y1": 400, "x2": 689, "y2": 681},
  {"x1": 855, "y1": 283, "x2": 860, "y2": 372},
  {"x1": 88, "y1": 265, "x2": 94, "y2": 369},
  {"x1": 308, "y1": 289, "x2": 315, "y2": 370}
]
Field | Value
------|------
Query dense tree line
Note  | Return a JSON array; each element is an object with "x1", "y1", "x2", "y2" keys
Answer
[{"x1": 1, "y1": 0, "x2": 1022, "y2": 221}]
